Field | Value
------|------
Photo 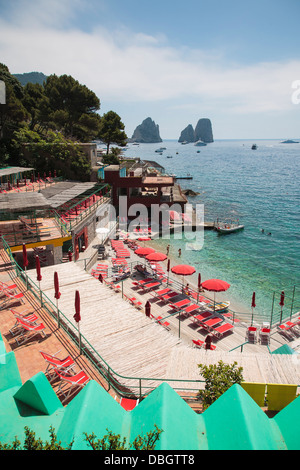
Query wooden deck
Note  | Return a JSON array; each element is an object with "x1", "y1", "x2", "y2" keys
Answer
[{"x1": 25, "y1": 259, "x2": 300, "y2": 394}]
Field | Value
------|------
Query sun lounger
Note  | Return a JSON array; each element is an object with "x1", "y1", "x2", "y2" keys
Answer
[
  {"x1": 14, "y1": 317, "x2": 46, "y2": 346},
  {"x1": 132, "y1": 277, "x2": 154, "y2": 286},
  {"x1": 169, "y1": 299, "x2": 191, "y2": 311},
  {"x1": 180, "y1": 303, "x2": 200, "y2": 317},
  {"x1": 151, "y1": 287, "x2": 171, "y2": 298},
  {"x1": 0, "y1": 290, "x2": 24, "y2": 309},
  {"x1": 211, "y1": 322, "x2": 234, "y2": 339},
  {"x1": 159, "y1": 291, "x2": 180, "y2": 303},
  {"x1": 149, "y1": 314, "x2": 170, "y2": 330},
  {"x1": 201, "y1": 316, "x2": 223, "y2": 330},
  {"x1": 192, "y1": 311, "x2": 212, "y2": 326},
  {"x1": 140, "y1": 281, "x2": 161, "y2": 291},
  {"x1": 0, "y1": 281, "x2": 18, "y2": 293},
  {"x1": 277, "y1": 320, "x2": 300, "y2": 332},
  {"x1": 54, "y1": 369, "x2": 90, "y2": 404},
  {"x1": 40, "y1": 350, "x2": 76, "y2": 381},
  {"x1": 9, "y1": 308, "x2": 39, "y2": 335},
  {"x1": 259, "y1": 327, "x2": 271, "y2": 343},
  {"x1": 124, "y1": 295, "x2": 143, "y2": 309},
  {"x1": 120, "y1": 397, "x2": 139, "y2": 411}
]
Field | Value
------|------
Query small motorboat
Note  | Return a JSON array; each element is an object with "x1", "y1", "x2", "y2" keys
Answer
[
  {"x1": 215, "y1": 222, "x2": 244, "y2": 234},
  {"x1": 206, "y1": 301, "x2": 230, "y2": 312}
]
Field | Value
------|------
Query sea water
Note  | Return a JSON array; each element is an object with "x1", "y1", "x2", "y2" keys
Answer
[{"x1": 121, "y1": 139, "x2": 300, "y2": 322}]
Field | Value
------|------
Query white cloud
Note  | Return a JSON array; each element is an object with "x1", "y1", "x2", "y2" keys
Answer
[{"x1": 0, "y1": 0, "x2": 299, "y2": 138}]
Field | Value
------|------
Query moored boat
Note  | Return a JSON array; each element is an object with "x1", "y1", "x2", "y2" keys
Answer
[
  {"x1": 206, "y1": 301, "x2": 230, "y2": 312},
  {"x1": 215, "y1": 222, "x2": 244, "y2": 234}
]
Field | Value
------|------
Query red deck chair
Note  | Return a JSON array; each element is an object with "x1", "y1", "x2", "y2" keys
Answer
[
  {"x1": 120, "y1": 397, "x2": 139, "y2": 411},
  {"x1": 14, "y1": 317, "x2": 46, "y2": 346},
  {"x1": 40, "y1": 350, "x2": 76, "y2": 382},
  {"x1": 54, "y1": 369, "x2": 90, "y2": 404}
]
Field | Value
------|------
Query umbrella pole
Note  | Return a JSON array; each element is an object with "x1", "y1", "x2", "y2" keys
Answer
[
  {"x1": 251, "y1": 307, "x2": 253, "y2": 326},
  {"x1": 56, "y1": 299, "x2": 60, "y2": 329},
  {"x1": 78, "y1": 322, "x2": 81, "y2": 355}
]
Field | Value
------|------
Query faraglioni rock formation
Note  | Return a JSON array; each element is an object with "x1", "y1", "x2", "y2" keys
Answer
[
  {"x1": 178, "y1": 118, "x2": 214, "y2": 143},
  {"x1": 130, "y1": 117, "x2": 162, "y2": 143}
]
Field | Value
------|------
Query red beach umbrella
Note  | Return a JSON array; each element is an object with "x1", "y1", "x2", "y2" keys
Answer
[
  {"x1": 171, "y1": 264, "x2": 196, "y2": 276},
  {"x1": 135, "y1": 247, "x2": 155, "y2": 256},
  {"x1": 171, "y1": 264, "x2": 196, "y2": 287},
  {"x1": 22, "y1": 243, "x2": 28, "y2": 270},
  {"x1": 145, "y1": 252, "x2": 167, "y2": 262},
  {"x1": 202, "y1": 279, "x2": 231, "y2": 313},
  {"x1": 35, "y1": 255, "x2": 42, "y2": 283}
]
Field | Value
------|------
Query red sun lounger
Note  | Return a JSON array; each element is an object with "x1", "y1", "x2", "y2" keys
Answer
[
  {"x1": 202, "y1": 316, "x2": 223, "y2": 330},
  {"x1": 120, "y1": 397, "x2": 139, "y2": 411},
  {"x1": 181, "y1": 304, "x2": 200, "y2": 317},
  {"x1": 160, "y1": 292, "x2": 180, "y2": 303},
  {"x1": 192, "y1": 311, "x2": 212, "y2": 326},
  {"x1": 55, "y1": 368, "x2": 90, "y2": 403},
  {"x1": 40, "y1": 350, "x2": 76, "y2": 381},
  {"x1": 14, "y1": 317, "x2": 46, "y2": 346},
  {"x1": 151, "y1": 287, "x2": 171, "y2": 298},
  {"x1": 140, "y1": 281, "x2": 161, "y2": 291},
  {"x1": 211, "y1": 322, "x2": 234, "y2": 338},
  {"x1": 169, "y1": 299, "x2": 191, "y2": 311}
]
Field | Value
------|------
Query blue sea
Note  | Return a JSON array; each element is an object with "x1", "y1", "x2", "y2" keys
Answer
[{"x1": 123, "y1": 139, "x2": 300, "y2": 322}]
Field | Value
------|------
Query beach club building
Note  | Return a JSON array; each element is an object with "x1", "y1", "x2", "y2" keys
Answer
[{"x1": 103, "y1": 164, "x2": 188, "y2": 216}]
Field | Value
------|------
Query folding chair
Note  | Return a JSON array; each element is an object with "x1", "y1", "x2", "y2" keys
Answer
[
  {"x1": 0, "y1": 290, "x2": 24, "y2": 310},
  {"x1": 40, "y1": 350, "x2": 76, "y2": 382},
  {"x1": 14, "y1": 317, "x2": 46, "y2": 346},
  {"x1": 54, "y1": 369, "x2": 90, "y2": 404},
  {"x1": 9, "y1": 308, "x2": 39, "y2": 335},
  {"x1": 120, "y1": 397, "x2": 139, "y2": 411}
]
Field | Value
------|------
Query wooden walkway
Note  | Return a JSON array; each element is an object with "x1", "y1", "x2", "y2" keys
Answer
[{"x1": 25, "y1": 261, "x2": 300, "y2": 394}]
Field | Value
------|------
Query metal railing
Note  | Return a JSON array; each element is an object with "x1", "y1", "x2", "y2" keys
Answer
[{"x1": 1, "y1": 236, "x2": 205, "y2": 399}]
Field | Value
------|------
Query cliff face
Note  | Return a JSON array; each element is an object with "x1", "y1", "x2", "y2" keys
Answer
[
  {"x1": 194, "y1": 118, "x2": 214, "y2": 143},
  {"x1": 178, "y1": 124, "x2": 195, "y2": 143},
  {"x1": 130, "y1": 117, "x2": 162, "y2": 143},
  {"x1": 178, "y1": 118, "x2": 214, "y2": 143}
]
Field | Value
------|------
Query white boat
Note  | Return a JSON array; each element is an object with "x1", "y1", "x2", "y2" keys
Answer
[
  {"x1": 215, "y1": 222, "x2": 244, "y2": 234},
  {"x1": 194, "y1": 140, "x2": 207, "y2": 146}
]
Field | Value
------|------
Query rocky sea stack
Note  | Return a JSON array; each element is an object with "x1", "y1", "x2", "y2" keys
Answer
[
  {"x1": 178, "y1": 118, "x2": 214, "y2": 143},
  {"x1": 129, "y1": 117, "x2": 162, "y2": 143}
]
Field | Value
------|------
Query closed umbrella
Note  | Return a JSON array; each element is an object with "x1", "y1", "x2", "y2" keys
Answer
[
  {"x1": 35, "y1": 255, "x2": 42, "y2": 289},
  {"x1": 22, "y1": 243, "x2": 28, "y2": 270},
  {"x1": 197, "y1": 273, "x2": 202, "y2": 302},
  {"x1": 251, "y1": 292, "x2": 256, "y2": 325},
  {"x1": 279, "y1": 291, "x2": 285, "y2": 323},
  {"x1": 54, "y1": 271, "x2": 61, "y2": 327},
  {"x1": 145, "y1": 300, "x2": 151, "y2": 317},
  {"x1": 74, "y1": 290, "x2": 82, "y2": 354},
  {"x1": 202, "y1": 278, "x2": 231, "y2": 313}
]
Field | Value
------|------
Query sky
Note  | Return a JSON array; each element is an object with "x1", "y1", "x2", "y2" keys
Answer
[{"x1": 0, "y1": 0, "x2": 300, "y2": 139}]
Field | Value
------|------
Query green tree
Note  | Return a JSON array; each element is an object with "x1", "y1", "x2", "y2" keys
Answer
[
  {"x1": 198, "y1": 360, "x2": 244, "y2": 410},
  {"x1": 99, "y1": 110, "x2": 127, "y2": 154},
  {"x1": 22, "y1": 82, "x2": 45, "y2": 130},
  {"x1": 40, "y1": 74, "x2": 101, "y2": 141}
]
